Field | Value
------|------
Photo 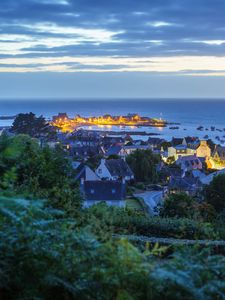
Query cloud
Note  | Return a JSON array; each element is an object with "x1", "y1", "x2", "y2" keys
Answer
[
  {"x1": 146, "y1": 21, "x2": 175, "y2": 27},
  {"x1": 1, "y1": 55, "x2": 225, "y2": 76},
  {"x1": 1, "y1": 0, "x2": 225, "y2": 74}
]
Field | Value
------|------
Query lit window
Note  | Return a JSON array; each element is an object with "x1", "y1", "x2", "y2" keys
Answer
[
  {"x1": 112, "y1": 189, "x2": 116, "y2": 194},
  {"x1": 90, "y1": 189, "x2": 95, "y2": 194}
]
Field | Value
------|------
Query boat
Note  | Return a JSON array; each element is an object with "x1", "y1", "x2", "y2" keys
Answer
[{"x1": 169, "y1": 126, "x2": 179, "y2": 130}]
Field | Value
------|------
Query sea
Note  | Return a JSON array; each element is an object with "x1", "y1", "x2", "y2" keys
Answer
[{"x1": 0, "y1": 99, "x2": 225, "y2": 143}]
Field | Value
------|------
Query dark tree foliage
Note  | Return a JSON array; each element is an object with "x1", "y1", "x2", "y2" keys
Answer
[
  {"x1": 160, "y1": 193, "x2": 197, "y2": 219},
  {"x1": 0, "y1": 134, "x2": 82, "y2": 212},
  {"x1": 205, "y1": 174, "x2": 225, "y2": 212},
  {"x1": 11, "y1": 112, "x2": 56, "y2": 140},
  {"x1": 126, "y1": 149, "x2": 160, "y2": 183}
]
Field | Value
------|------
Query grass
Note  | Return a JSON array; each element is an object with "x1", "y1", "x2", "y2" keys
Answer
[{"x1": 126, "y1": 198, "x2": 144, "y2": 211}]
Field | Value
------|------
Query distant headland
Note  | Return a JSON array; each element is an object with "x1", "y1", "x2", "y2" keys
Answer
[{"x1": 51, "y1": 113, "x2": 173, "y2": 133}]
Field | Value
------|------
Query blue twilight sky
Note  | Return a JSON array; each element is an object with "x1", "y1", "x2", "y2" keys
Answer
[{"x1": 1, "y1": 0, "x2": 225, "y2": 99}]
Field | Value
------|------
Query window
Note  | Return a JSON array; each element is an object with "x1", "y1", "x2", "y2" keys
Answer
[
  {"x1": 98, "y1": 168, "x2": 102, "y2": 174},
  {"x1": 90, "y1": 189, "x2": 95, "y2": 194},
  {"x1": 112, "y1": 188, "x2": 116, "y2": 194}
]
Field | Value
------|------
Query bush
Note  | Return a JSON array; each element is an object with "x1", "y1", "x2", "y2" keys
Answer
[
  {"x1": 81, "y1": 203, "x2": 217, "y2": 240},
  {"x1": 1, "y1": 198, "x2": 225, "y2": 300},
  {"x1": 160, "y1": 193, "x2": 197, "y2": 219}
]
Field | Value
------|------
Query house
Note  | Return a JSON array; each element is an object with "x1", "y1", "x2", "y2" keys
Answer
[
  {"x1": 72, "y1": 145, "x2": 104, "y2": 159},
  {"x1": 197, "y1": 168, "x2": 225, "y2": 185},
  {"x1": 184, "y1": 136, "x2": 199, "y2": 145},
  {"x1": 148, "y1": 137, "x2": 165, "y2": 149},
  {"x1": 124, "y1": 134, "x2": 133, "y2": 144},
  {"x1": 95, "y1": 158, "x2": 134, "y2": 181},
  {"x1": 71, "y1": 129, "x2": 101, "y2": 146},
  {"x1": 105, "y1": 145, "x2": 126, "y2": 157},
  {"x1": 52, "y1": 113, "x2": 69, "y2": 122},
  {"x1": 81, "y1": 180, "x2": 126, "y2": 208},
  {"x1": 75, "y1": 164, "x2": 100, "y2": 182},
  {"x1": 189, "y1": 140, "x2": 211, "y2": 158},
  {"x1": 101, "y1": 136, "x2": 124, "y2": 149},
  {"x1": 171, "y1": 137, "x2": 186, "y2": 147},
  {"x1": 168, "y1": 144, "x2": 195, "y2": 160},
  {"x1": 176, "y1": 154, "x2": 203, "y2": 172},
  {"x1": 209, "y1": 145, "x2": 225, "y2": 169},
  {"x1": 168, "y1": 175, "x2": 202, "y2": 196},
  {"x1": 212, "y1": 145, "x2": 225, "y2": 162}
]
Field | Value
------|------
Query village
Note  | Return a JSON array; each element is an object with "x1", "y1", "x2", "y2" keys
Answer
[
  {"x1": 37, "y1": 113, "x2": 225, "y2": 214},
  {"x1": 1, "y1": 112, "x2": 225, "y2": 215}
]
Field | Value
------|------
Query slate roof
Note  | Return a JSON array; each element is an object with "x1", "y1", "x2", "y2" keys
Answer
[
  {"x1": 105, "y1": 159, "x2": 134, "y2": 178},
  {"x1": 171, "y1": 137, "x2": 184, "y2": 146},
  {"x1": 184, "y1": 136, "x2": 199, "y2": 144},
  {"x1": 105, "y1": 145, "x2": 123, "y2": 156},
  {"x1": 163, "y1": 166, "x2": 183, "y2": 178},
  {"x1": 73, "y1": 146, "x2": 103, "y2": 158},
  {"x1": 83, "y1": 180, "x2": 126, "y2": 201},
  {"x1": 169, "y1": 176, "x2": 201, "y2": 192},
  {"x1": 176, "y1": 155, "x2": 201, "y2": 168},
  {"x1": 102, "y1": 136, "x2": 124, "y2": 147},
  {"x1": 212, "y1": 145, "x2": 225, "y2": 159},
  {"x1": 148, "y1": 137, "x2": 165, "y2": 145},
  {"x1": 75, "y1": 164, "x2": 100, "y2": 181}
]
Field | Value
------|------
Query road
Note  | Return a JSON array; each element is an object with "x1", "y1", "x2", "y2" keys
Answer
[{"x1": 134, "y1": 190, "x2": 163, "y2": 215}]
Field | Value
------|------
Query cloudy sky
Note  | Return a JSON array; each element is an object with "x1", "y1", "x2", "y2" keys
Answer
[{"x1": 1, "y1": 0, "x2": 225, "y2": 99}]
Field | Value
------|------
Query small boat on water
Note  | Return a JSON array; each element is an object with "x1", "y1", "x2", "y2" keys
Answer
[
  {"x1": 211, "y1": 126, "x2": 215, "y2": 131},
  {"x1": 169, "y1": 126, "x2": 179, "y2": 130},
  {"x1": 197, "y1": 126, "x2": 204, "y2": 131}
]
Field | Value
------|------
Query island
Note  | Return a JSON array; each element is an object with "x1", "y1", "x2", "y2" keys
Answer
[{"x1": 51, "y1": 113, "x2": 168, "y2": 132}]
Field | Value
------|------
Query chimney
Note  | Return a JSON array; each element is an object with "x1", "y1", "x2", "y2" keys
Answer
[
  {"x1": 101, "y1": 158, "x2": 106, "y2": 165},
  {"x1": 80, "y1": 178, "x2": 85, "y2": 197}
]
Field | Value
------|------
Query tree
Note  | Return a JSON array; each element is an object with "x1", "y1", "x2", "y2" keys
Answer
[
  {"x1": 0, "y1": 134, "x2": 82, "y2": 212},
  {"x1": 126, "y1": 149, "x2": 160, "y2": 183},
  {"x1": 204, "y1": 174, "x2": 225, "y2": 212},
  {"x1": 11, "y1": 112, "x2": 56, "y2": 140},
  {"x1": 160, "y1": 193, "x2": 197, "y2": 218}
]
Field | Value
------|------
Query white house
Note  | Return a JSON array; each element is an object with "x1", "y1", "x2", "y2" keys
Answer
[{"x1": 95, "y1": 158, "x2": 134, "y2": 181}]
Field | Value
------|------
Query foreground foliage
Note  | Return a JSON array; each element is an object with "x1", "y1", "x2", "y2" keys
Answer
[
  {"x1": 1, "y1": 197, "x2": 225, "y2": 300},
  {"x1": 80, "y1": 203, "x2": 219, "y2": 240},
  {"x1": 0, "y1": 133, "x2": 82, "y2": 211}
]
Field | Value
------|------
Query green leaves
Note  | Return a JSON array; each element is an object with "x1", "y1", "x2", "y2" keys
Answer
[
  {"x1": 1, "y1": 198, "x2": 225, "y2": 300},
  {"x1": 126, "y1": 149, "x2": 160, "y2": 183},
  {"x1": 11, "y1": 113, "x2": 56, "y2": 140},
  {"x1": 205, "y1": 174, "x2": 225, "y2": 212},
  {"x1": 0, "y1": 134, "x2": 82, "y2": 212}
]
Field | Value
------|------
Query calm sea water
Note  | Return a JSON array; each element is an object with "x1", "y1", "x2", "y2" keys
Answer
[{"x1": 0, "y1": 99, "x2": 225, "y2": 142}]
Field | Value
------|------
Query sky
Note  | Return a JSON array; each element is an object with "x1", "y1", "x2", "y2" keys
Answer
[{"x1": 1, "y1": 0, "x2": 225, "y2": 99}]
